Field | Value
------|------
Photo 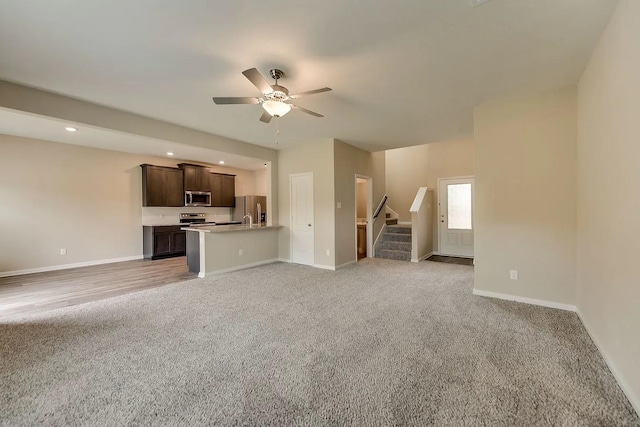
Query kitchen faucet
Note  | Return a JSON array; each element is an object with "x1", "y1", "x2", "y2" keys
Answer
[{"x1": 243, "y1": 213, "x2": 253, "y2": 228}]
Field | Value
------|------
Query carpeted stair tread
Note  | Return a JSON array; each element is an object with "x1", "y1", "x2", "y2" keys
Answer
[
  {"x1": 376, "y1": 248, "x2": 411, "y2": 261},
  {"x1": 381, "y1": 233, "x2": 411, "y2": 243},
  {"x1": 378, "y1": 240, "x2": 411, "y2": 251},
  {"x1": 385, "y1": 225, "x2": 412, "y2": 234}
]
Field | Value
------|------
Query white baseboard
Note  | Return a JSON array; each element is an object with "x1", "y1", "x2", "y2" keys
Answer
[
  {"x1": 472, "y1": 289, "x2": 577, "y2": 312},
  {"x1": 576, "y1": 309, "x2": 640, "y2": 415},
  {"x1": 0, "y1": 255, "x2": 144, "y2": 278},
  {"x1": 313, "y1": 264, "x2": 335, "y2": 271},
  {"x1": 411, "y1": 252, "x2": 433, "y2": 263},
  {"x1": 277, "y1": 258, "x2": 291, "y2": 263},
  {"x1": 203, "y1": 258, "x2": 280, "y2": 276},
  {"x1": 335, "y1": 260, "x2": 356, "y2": 270},
  {"x1": 398, "y1": 221, "x2": 411, "y2": 225}
]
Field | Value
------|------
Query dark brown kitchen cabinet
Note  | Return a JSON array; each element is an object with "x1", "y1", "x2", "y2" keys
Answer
[
  {"x1": 209, "y1": 172, "x2": 235, "y2": 207},
  {"x1": 141, "y1": 165, "x2": 183, "y2": 207},
  {"x1": 179, "y1": 163, "x2": 210, "y2": 192},
  {"x1": 143, "y1": 226, "x2": 186, "y2": 260},
  {"x1": 220, "y1": 175, "x2": 235, "y2": 207}
]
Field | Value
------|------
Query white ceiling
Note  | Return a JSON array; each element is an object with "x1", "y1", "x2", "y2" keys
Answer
[
  {"x1": 0, "y1": 108, "x2": 268, "y2": 170},
  {"x1": 0, "y1": 0, "x2": 618, "y2": 151}
]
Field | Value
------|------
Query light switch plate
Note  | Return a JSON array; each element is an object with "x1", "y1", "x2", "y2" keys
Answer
[
  {"x1": 510, "y1": 270, "x2": 518, "y2": 280},
  {"x1": 337, "y1": 202, "x2": 342, "y2": 209}
]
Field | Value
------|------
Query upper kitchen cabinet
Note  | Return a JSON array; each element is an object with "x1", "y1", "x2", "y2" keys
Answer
[
  {"x1": 210, "y1": 172, "x2": 236, "y2": 207},
  {"x1": 179, "y1": 163, "x2": 210, "y2": 192},
  {"x1": 220, "y1": 174, "x2": 235, "y2": 207},
  {"x1": 141, "y1": 164, "x2": 183, "y2": 207}
]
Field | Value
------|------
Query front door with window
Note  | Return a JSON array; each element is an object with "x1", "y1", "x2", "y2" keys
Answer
[{"x1": 438, "y1": 177, "x2": 474, "y2": 258}]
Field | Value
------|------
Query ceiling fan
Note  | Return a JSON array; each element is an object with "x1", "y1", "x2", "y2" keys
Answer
[{"x1": 212, "y1": 68, "x2": 332, "y2": 123}]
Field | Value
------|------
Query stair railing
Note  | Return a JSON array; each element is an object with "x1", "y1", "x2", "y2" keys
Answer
[{"x1": 373, "y1": 194, "x2": 387, "y2": 219}]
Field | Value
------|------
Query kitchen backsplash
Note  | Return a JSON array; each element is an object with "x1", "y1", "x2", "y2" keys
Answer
[{"x1": 142, "y1": 207, "x2": 233, "y2": 226}]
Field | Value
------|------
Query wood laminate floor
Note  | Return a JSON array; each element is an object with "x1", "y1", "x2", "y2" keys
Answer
[{"x1": 0, "y1": 257, "x2": 196, "y2": 319}]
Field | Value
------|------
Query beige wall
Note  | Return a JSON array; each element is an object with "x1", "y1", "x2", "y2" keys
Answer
[
  {"x1": 474, "y1": 87, "x2": 577, "y2": 305},
  {"x1": 277, "y1": 139, "x2": 335, "y2": 267},
  {"x1": 385, "y1": 137, "x2": 474, "y2": 251},
  {"x1": 576, "y1": 0, "x2": 640, "y2": 411},
  {"x1": 0, "y1": 134, "x2": 262, "y2": 274},
  {"x1": 371, "y1": 151, "x2": 386, "y2": 249},
  {"x1": 386, "y1": 138, "x2": 474, "y2": 222},
  {"x1": 333, "y1": 140, "x2": 373, "y2": 267}
]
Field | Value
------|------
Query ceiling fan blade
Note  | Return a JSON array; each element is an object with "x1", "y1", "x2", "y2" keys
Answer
[
  {"x1": 212, "y1": 97, "x2": 259, "y2": 105},
  {"x1": 289, "y1": 87, "x2": 332, "y2": 99},
  {"x1": 242, "y1": 68, "x2": 273, "y2": 94},
  {"x1": 291, "y1": 104, "x2": 324, "y2": 118},
  {"x1": 259, "y1": 111, "x2": 272, "y2": 123}
]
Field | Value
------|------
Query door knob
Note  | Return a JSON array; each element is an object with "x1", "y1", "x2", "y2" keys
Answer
[{"x1": 308, "y1": 224, "x2": 312, "y2": 227}]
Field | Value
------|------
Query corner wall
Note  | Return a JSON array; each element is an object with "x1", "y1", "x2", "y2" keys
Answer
[
  {"x1": 333, "y1": 140, "x2": 374, "y2": 268},
  {"x1": 277, "y1": 139, "x2": 335, "y2": 267},
  {"x1": 473, "y1": 87, "x2": 577, "y2": 306},
  {"x1": 576, "y1": 0, "x2": 640, "y2": 411}
]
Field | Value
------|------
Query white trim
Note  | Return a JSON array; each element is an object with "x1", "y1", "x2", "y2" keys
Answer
[
  {"x1": 277, "y1": 258, "x2": 291, "y2": 263},
  {"x1": 336, "y1": 260, "x2": 356, "y2": 270},
  {"x1": 0, "y1": 255, "x2": 144, "y2": 278},
  {"x1": 411, "y1": 252, "x2": 433, "y2": 263},
  {"x1": 576, "y1": 309, "x2": 640, "y2": 415},
  {"x1": 398, "y1": 221, "x2": 412, "y2": 225},
  {"x1": 289, "y1": 172, "x2": 315, "y2": 266},
  {"x1": 437, "y1": 176, "x2": 475, "y2": 258},
  {"x1": 472, "y1": 289, "x2": 577, "y2": 312},
  {"x1": 373, "y1": 223, "x2": 387, "y2": 257},
  {"x1": 313, "y1": 264, "x2": 335, "y2": 271},
  {"x1": 354, "y1": 174, "x2": 374, "y2": 260},
  {"x1": 201, "y1": 259, "x2": 280, "y2": 276}
]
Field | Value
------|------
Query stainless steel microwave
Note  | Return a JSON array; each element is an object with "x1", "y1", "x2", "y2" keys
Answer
[{"x1": 185, "y1": 191, "x2": 211, "y2": 207}]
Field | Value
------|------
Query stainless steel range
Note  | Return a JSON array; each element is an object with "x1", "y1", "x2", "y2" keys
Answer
[
  {"x1": 179, "y1": 213, "x2": 242, "y2": 227},
  {"x1": 179, "y1": 213, "x2": 214, "y2": 226}
]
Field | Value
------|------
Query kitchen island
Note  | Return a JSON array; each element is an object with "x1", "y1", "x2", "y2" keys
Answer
[{"x1": 183, "y1": 225, "x2": 282, "y2": 277}]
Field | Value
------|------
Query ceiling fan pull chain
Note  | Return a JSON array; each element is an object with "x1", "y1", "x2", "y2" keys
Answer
[{"x1": 275, "y1": 117, "x2": 280, "y2": 145}]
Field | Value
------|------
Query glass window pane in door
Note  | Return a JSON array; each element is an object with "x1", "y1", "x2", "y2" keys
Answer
[{"x1": 448, "y1": 184, "x2": 472, "y2": 229}]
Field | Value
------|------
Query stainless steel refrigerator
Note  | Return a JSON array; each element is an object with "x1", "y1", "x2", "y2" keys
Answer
[{"x1": 232, "y1": 196, "x2": 267, "y2": 224}]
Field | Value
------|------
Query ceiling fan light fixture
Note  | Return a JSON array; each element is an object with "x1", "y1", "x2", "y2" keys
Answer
[{"x1": 262, "y1": 100, "x2": 291, "y2": 118}]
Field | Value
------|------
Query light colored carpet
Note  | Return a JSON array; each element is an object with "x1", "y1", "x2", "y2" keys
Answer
[{"x1": 1, "y1": 259, "x2": 637, "y2": 426}]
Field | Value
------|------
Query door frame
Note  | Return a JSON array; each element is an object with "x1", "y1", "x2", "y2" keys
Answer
[
  {"x1": 354, "y1": 174, "x2": 373, "y2": 260},
  {"x1": 437, "y1": 176, "x2": 475, "y2": 258},
  {"x1": 289, "y1": 172, "x2": 315, "y2": 265}
]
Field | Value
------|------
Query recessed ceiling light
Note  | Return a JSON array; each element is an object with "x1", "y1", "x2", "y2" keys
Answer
[
  {"x1": 219, "y1": 161, "x2": 225, "y2": 164},
  {"x1": 65, "y1": 127, "x2": 77, "y2": 132},
  {"x1": 166, "y1": 152, "x2": 174, "y2": 156}
]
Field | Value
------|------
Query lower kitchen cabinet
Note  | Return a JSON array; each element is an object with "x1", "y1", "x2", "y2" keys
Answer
[{"x1": 143, "y1": 226, "x2": 186, "y2": 260}]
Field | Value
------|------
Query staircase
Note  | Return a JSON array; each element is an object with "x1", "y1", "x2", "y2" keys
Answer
[
  {"x1": 376, "y1": 224, "x2": 412, "y2": 261},
  {"x1": 385, "y1": 213, "x2": 398, "y2": 225}
]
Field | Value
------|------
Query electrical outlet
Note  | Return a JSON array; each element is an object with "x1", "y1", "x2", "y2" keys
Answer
[
  {"x1": 510, "y1": 270, "x2": 518, "y2": 280},
  {"x1": 238, "y1": 249, "x2": 243, "y2": 256},
  {"x1": 337, "y1": 202, "x2": 342, "y2": 209},
  {"x1": 59, "y1": 248, "x2": 67, "y2": 255},
  {"x1": 326, "y1": 249, "x2": 330, "y2": 256}
]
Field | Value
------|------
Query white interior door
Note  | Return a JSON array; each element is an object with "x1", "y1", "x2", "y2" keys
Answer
[
  {"x1": 438, "y1": 177, "x2": 474, "y2": 258},
  {"x1": 291, "y1": 173, "x2": 314, "y2": 265}
]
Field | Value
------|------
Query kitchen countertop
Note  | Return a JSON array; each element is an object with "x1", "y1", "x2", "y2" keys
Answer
[{"x1": 182, "y1": 225, "x2": 282, "y2": 233}]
